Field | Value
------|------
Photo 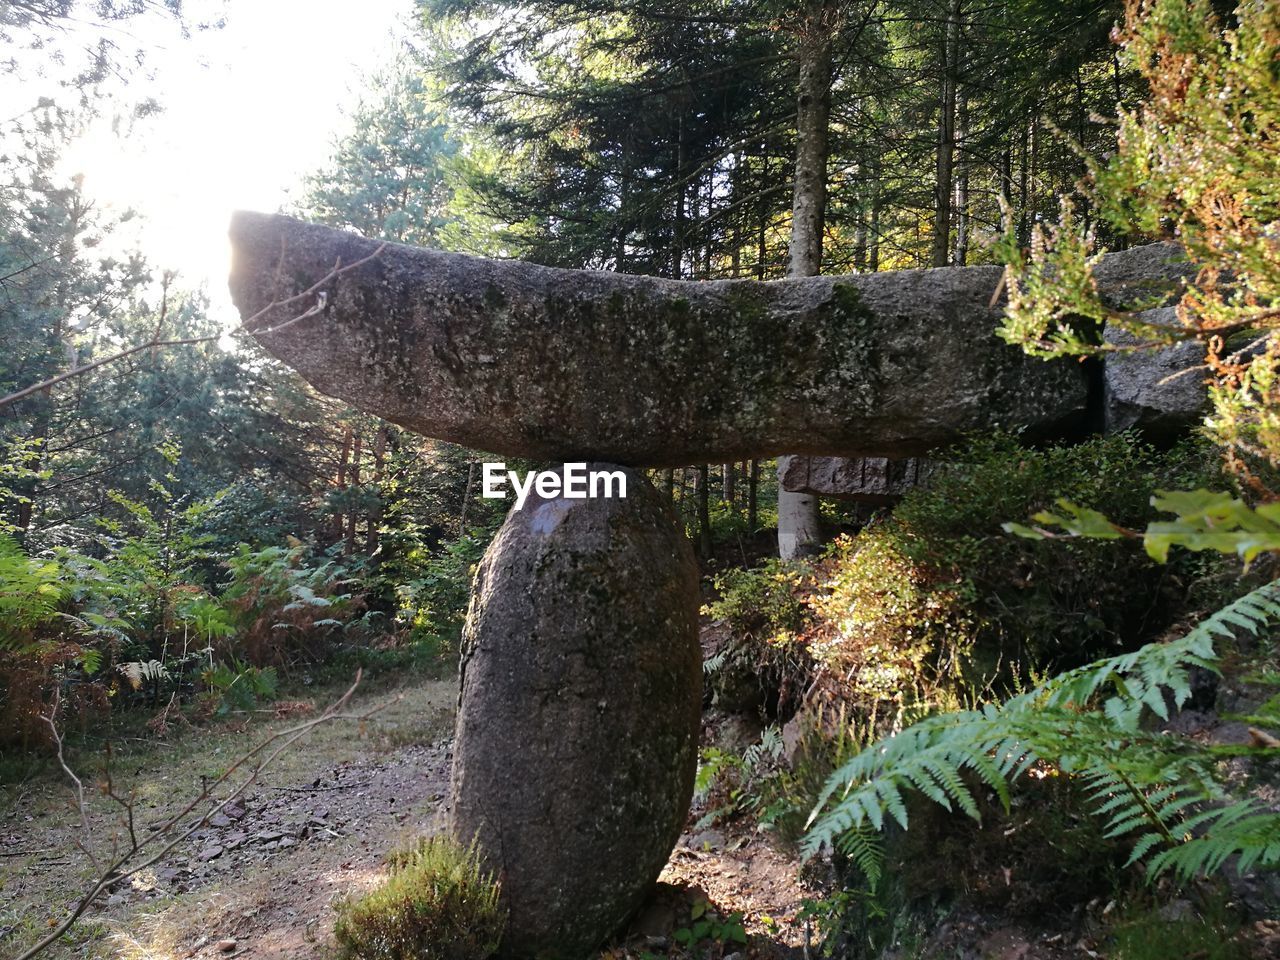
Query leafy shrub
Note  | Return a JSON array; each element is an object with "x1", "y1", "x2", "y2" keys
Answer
[
  {"x1": 703, "y1": 559, "x2": 813, "y2": 717},
  {"x1": 707, "y1": 433, "x2": 1220, "y2": 735},
  {"x1": 221, "y1": 544, "x2": 366, "y2": 667},
  {"x1": 333, "y1": 836, "x2": 506, "y2": 960},
  {"x1": 893, "y1": 432, "x2": 1222, "y2": 672},
  {"x1": 706, "y1": 559, "x2": 810, "y2": 640},
  {"x1": 393, "y1": 532, "x2": 488, "y2": 650},
  {"x1": 800, "y1": 432, "x2": 1224, "y2": 726},
  {"x1": 807, "y1": 531, "x2": 976, "y2": 720}
]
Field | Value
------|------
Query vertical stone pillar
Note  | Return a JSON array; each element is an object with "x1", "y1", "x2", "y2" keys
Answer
[{"x1": 449, "y1": 465, "x2": 702, "y2": 959}]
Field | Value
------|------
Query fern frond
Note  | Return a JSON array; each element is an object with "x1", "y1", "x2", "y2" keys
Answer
[
  {"x1": 804, "y1": 578, "x2": 1280, "y2": 881},
  {"x1": 835, "y1": 826, "x2": 884, "y2": 891},
  {"x1": 1147, "y1": 802, "x2": 1280, "y2": 880}
]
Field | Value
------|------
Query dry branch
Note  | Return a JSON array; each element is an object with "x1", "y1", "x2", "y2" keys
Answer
[
  {"x1": 15, "y1": 671, "x2": 390, "y2": 960},
  {"x1": 0, "y1": 336, "x2": 220, "y2": 411},
  {"x1": 0, "y1": 242, "x2": 387, "y2": 414}
]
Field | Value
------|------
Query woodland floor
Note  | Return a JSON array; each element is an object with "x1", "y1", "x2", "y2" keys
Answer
[
  {"x1": 0, "y1": 676, "x2": 815, "y2": 960},
  {"x1": 5, "y1": 674, "x2": 1278, "y2": 960}
]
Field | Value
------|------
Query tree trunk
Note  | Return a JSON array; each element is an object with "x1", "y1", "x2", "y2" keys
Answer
[
  {"x1": 1018, "y1": 119, "x2": 1031, "y2": 246},
  {"x1": 345, "y1": 432, "x2": 362, "y2": 555},
  {"x1": 953, "y1": 88, "x2": 970, "y2": 266},
  {"x1": 868, "y1": 192, "x2": 881, "y2": 272},
  {"x1": 778, "y1": 0, "x2": 834, "y2": 560},
  {"x1": 722, "y1": 463, "x2": 735, "y2": 502},
  {"x1": 747, "y1": 459, "x2": 759, "y2": 531},
  {"x1": 1028, "y1": 110, "x2": 1039, "y2": 237},
  {"x1": 1000, "y1": 137, "x2": 1013, "y2": 208},
  {"x1": 334, "y1": 426, "x2": 352, "y2": 544},
  {"x1": 367, "y1": 426, "x2": 387, "y2": 557},
  {"x1": 673, "y1": 115, "x2": 686, "y2": 279},
  {"x1": 617, "y1": 133, "x2": 632, "y2": 272},
  {"x1": 458, "y1": 459, "x2": 476, "y2": 536},
  {"x1": 702, "y1": 174, "x2": 714, "y2": 279},
  {"x1": 731, "y1": 150, "x2": 744, "y2": 280},
  {"x1": 787, "y1": 8, "x2": 833, "y2": 279},
  {"x1": 853, "y1": 175, "x2": 868, "y2": 272},
  {"x1": 696, "y1": 463, "x2": 713, "y2": 559},
  {"x1": 931, "y1": 0, "x2": 961, "y2": 268},
  {"x1": 756, "y1": 149, "x2": 769, "y2": 281},
  {"x1": 1075, "y1": 66, "x2": 1091, "y2": 233}
]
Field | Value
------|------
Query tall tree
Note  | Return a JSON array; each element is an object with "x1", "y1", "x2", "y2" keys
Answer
[
  {"x1": 777, "y1": 0, "x2": 840, "y2": 560},
  {"x1": 300, "y1": 45, "x2": 460, "y2": 248}
]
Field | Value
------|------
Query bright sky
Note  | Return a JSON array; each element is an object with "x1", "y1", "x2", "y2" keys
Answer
[{"x1": 45, "y1": 0, "x2": 418, "y2": 325}]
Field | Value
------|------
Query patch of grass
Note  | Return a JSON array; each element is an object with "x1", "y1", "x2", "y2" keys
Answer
[
  {"x1": 372, "y1": 710, "x2": 454, "y2": 752},
  {"x1": 1108, "y1": 894, "x2": 1250, "y2": 960},
  {"x1": 301, "y1": 640, "x2": 453, "y2": 691},
  {"x1": 334, "y1": 835, "x2": 506, "y2": 960},
  {"x1": 0, "y1": 680, "x2": 458, "y2": 958}
]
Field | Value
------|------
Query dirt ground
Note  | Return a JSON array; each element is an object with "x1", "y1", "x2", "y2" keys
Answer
[
  {"x1": 9, "y1": 677, "x2": 1274, "y2": 960},
  {"x1": 0, "y1": 679, "x2": 814, "y2": 960}
]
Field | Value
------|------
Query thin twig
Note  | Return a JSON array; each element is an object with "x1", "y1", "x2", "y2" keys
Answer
[
  {"x1": 16, "y1": 671, "x2": 382, "y2": 960},
  {"x1": 0, "y1": 336, "x2": 219, "y2": 410},
  {"x1": 1155, "y1": 364, "x2": 1210, "y2": 387},
  {"x1": 238, "y1": 243, "x2": 387, "y2": 335},
  {"x1": 41, "y1": 690, "x2": 98, "y2": 870},
  {"x1": 0, "y1": 242, "x2": 387, "y2": 413}
]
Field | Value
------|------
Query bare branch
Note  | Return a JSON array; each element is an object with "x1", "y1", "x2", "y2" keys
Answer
[
  {"x1": 236, "y1": 242, "x2": 387, "y2": 335},
  {"x1": 15, "y1": 671, "x2": 388, "y2": 960},
  {"x1": 0, "y1": 242, "x2": 387, "y2": 413},
  {"x1": 41, "y1": 691, "x2": 98, "y2": 870},
  {"x1": 0, "y1": 336, "x2": 218, "y2": 411}
]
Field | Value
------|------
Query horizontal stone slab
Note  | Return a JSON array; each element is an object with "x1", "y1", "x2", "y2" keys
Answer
[
  {"x1": 780, "y1": 455, "x2": 936, "y2": 503},
  {"x1": 228, "y1": 213, "x2": 1190, "y2": 467},
  {"x1": 1104, "y1": 307, "x2": 1209, "y2": 441}
]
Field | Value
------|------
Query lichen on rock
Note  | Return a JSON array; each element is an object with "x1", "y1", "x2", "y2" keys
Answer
[
  {"x1": 228, "y1": 211, "x2": 1104, "y2": 466},
  {"x1": 449, "y1": 465, "x2": 701, "y2": 959}
]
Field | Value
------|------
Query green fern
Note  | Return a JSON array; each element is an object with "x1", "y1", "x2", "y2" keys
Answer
[
  {"x1": 1149, "y1": 802, "x2": 1280, "y2": 879},
  {"x1": 804, "y1": 578, "x2": 1280, "y2": 883},
  {"x1": 0, "y1": 534, "x2": 70, "y2": 648},
  {"x1": 835, "y1": 826, "x2": 884, "y2": 892},
  {"x1": 743, "y1": 725, "x2": 784, "y2": 769}
]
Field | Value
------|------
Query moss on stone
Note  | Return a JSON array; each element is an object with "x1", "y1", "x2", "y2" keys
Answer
[
  {"x1": 821, "y1": 282, "x2": 882, "y2": 408},
  {"x1": 483, "y1": 281, "x2": 508, "y2": 312}
]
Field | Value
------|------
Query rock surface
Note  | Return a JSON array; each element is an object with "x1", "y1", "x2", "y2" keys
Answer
[
  {"x1": 228, "y1": 211, "x2": 1111, "y2": 465},
  {"x1": 449, "y1": 465, "x2": 702, "y2": 959},
  {"x1": 780, "y1": 455, "x2": 936, "y2": 503},
  {"x1": 1104, "y1": 307, "x2": 1208, "y2": 440},
  {"x1": 1090, "y1": 241, "x2": 1196, "y2": 309}
]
